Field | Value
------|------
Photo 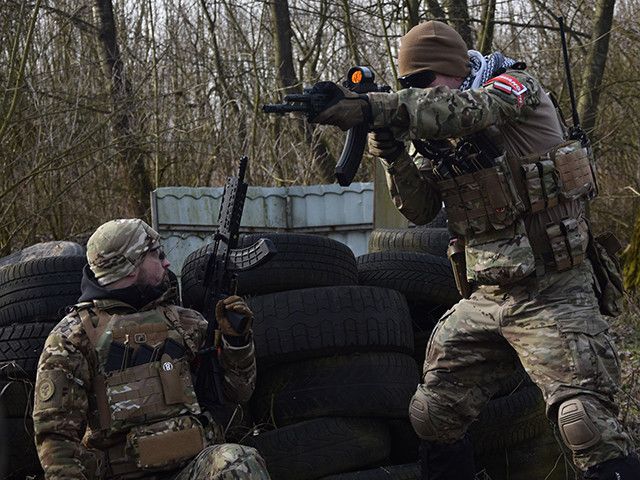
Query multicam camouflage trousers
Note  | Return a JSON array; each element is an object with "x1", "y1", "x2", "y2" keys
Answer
[
  {"x1": 171, "y1": 444, "x2": 270, "y2": 480},
  {"x1": 409, "y1": 260, "x2": 636, "y2": 471}
]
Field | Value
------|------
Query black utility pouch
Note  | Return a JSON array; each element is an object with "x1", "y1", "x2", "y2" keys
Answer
[{"x1": 588, "y1": 231, "x2": 624, "y2": 317}]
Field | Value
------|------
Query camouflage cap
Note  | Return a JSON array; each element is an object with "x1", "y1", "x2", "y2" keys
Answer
[{"x1": 87, "y1": 219, "x2": 161, "y2": 286}]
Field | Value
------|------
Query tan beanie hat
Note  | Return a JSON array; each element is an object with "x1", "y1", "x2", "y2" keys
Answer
[{"x1": 398, "y1": 21, "x2": 470, "y2": 78}]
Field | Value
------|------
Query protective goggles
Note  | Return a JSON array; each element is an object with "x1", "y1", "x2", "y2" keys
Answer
[
  {"x1": 148, "y1": 245, "x2": 166, "y2": 261},
  {"x1": 398, "y1": 70, "x2": 436, "y2": 89}
]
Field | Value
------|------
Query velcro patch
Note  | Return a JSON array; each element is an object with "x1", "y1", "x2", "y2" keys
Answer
[
  {"x1": 37, "y1": 378, "x2": 56, "y2": 402},
  {"x1": 484, "y1": 74, "x2": 528, "y2": 107}
]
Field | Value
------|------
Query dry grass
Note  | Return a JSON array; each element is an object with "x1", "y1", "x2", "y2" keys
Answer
[{"x1": 609, "y1": 299, "x2": 640, "y2": 445}]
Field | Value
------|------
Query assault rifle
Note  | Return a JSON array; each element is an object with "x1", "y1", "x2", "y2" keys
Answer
[
  {"x1": 263, "y1": 66, "x2": 391, "y2": 186},
  {"x1": 194, "y1": 156, "x2": 276, "y2": 412}
]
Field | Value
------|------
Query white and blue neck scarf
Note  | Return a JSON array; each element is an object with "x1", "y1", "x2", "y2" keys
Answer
[{"x1": 459, "y1": 50, "x2": 520, "y2": 91}]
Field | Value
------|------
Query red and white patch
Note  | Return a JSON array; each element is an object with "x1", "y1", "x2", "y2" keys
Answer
[{"x1": 484, "y1": 74, "x2": 527, "y2": 108}]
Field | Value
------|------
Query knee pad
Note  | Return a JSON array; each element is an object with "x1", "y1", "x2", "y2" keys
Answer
[
  {"x1": 557, "y1": 398, "x2": 602, "y2": 451},
  {"x1": 409, "y1": 390, "x2": 438, "y2": 441},
  {"x1": 409, "y1": 388, "x2": 464, "y2": 443}
]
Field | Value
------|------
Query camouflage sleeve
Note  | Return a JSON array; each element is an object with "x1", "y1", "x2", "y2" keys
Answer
[
  {"x1": 219, "y1": 336, "x2": 257, "y2": 403},
  {"x1": 380, "y1": 150, "x2": 442, "y2": 225},
  {"x1": 368, "y1": 70, "x2": 541, "y2": 140},
  {"x1": 33, "y1": 316, "x2": 93, "y2": 480}
]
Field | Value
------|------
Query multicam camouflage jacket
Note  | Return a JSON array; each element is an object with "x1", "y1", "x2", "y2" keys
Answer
[
  {"x1": 367, "y1": 69, "x2": 597, "y2": 285},
  {"x1": 33, "y1": 291, "x2": 257, "y2": 480}
]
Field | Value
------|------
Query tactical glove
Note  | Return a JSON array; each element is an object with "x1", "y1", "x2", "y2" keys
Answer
[
  {"x1": 308, "y1": 81, "x2": 371, "y2": 131},
  {"x1": 215, "y1": 295, "x2": 253, "y2": 338},
  {"x1": 368, "y1": 128, "x2": 404, "y2": 162}
]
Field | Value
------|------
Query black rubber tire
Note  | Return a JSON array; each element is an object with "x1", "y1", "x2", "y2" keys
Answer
[
  {"x1": 412, "y1": 329, "x2": 430, "y2": 372},
  {"x1": 181, "y1": 233, "x2": 358, "y2": 310},
  {"x1": 368, "y1": 228, "x2": 450, "y2": 257},
  {"x1": 0, "y1": 322, "x2": 58, "y2": 379},
  {"x1": 237, "y1": 233, "x2": 358, "y2": 294},
  {"x1": 416, "y1": 208, "x2": 447, "y2": 229},
  {"x1": 470, "y1": 385, "x2": 548, "y2": 454},
  {"x1": 491, "y1": 366, "x2": 534, "y2": 399},
  {"x1": 357, "y1": 252, "x2": 460, "y2": 307},
  {"x1": 179, "y1": 245, "x2": 214, "y2": 311},
  {"x1": 243, "y1": 417, "x2": 391, "y2": 480},
  {"x1": 0, "y1": 401, "x2": 5, "y2": 479},
  {"x1": 386, "y1": 419, "x2": 420, "y2": 464},
  {"x1": 252, "y1": 352, "x2": 419, "y2": 425},
  {"x1": 3, "y1": 417, "x2": 42, "y2": 478},
  {"x1": 0, "y1": 379, "x2": 33, "y2": 417},
  {"x1": 408, "y1": 302, "x2": 448, "y2": 333},
  {"x1": 320, "y1": 463, "x2": 420, "y2": 480},
  {"x1": 410, "y1": 304, "x2": 446, "y2": 368},
  {"x1": 475, "y1": 427, "x2": 571, "y2": 480},
  {"x1": 0, "y1": 256, "x2": 84, "y2": 326},
  {"x1": 248, "y1": 286, "x2": 414, "y2": 365},
  {"x1": 0, "y1": 241, "x2": 84, "y2": 271}
]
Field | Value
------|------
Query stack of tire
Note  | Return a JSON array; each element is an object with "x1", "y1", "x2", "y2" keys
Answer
[
  {"x1": 180, "y1": 233, "x2": 419, "y2": 479},
  {"x1": 358, "y1": 212, "x2": 571, "y2": 480},
  {"x1": 362, "y1": 208, "x2": 457, "y2": 369},
  {"x1": 0, "y1": 241, "x2": 86, "y2": 479}
]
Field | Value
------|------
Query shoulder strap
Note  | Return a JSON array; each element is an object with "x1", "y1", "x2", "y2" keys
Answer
[
  {"x1": 78, "y1": 304, "x2": 109, "y2": 348},
  {"x1": 76, "y1": 304, "x2": 112, "y2": 431}
]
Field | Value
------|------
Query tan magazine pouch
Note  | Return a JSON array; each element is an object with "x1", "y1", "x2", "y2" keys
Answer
[
  {"x1": 127, "y1": 415, "x2": 205, "y2": 470},
  {"x1": 519, "y1": 141, "x2": 597, "y2": 210},
  {"x1": 545, "y1": 218, "x2": 587, "y2": 272},
  {"x1": 105, "y1": 356, "x2": 198, "y2": 429},
  {"x1": 438, "y1": 155, "x2": 523, "y2": 236}
]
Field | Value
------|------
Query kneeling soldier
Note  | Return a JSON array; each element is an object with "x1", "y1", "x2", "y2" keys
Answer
[{"x1": 33, "y1": 218, "x2": 270, "y2": 480}]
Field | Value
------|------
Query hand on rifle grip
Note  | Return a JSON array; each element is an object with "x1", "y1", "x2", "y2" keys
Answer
[
  {"x1": 308, "y1": 81, "x2": 371, "y2": 131},
  {"x1": 368, "y1": 129, "x2": 404, "y2": 162},
  {"x1": 215, "y1": 295, "x2": 253, "y2": 338}
]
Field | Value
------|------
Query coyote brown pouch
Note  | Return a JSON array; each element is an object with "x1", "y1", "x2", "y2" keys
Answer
[
  {"x1": 438, "y1": 154, "x2": 523, "y2": 236},
  {"x1": 127, "y1": 415, "x2": 205, "y2": 470},
  {"x1": 520, "y1": 141, "x2": 597, "y2": 209},
  {"x1": 465, "y1": 219, "x2": 536, "y2": 285},
  {"x1": 105, "y1": 356, "x2": 199, "y2": 430}
]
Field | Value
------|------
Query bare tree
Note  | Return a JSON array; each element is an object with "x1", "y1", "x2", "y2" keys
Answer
[
  {"x1": 443, "y1": 0, "x2": 474, "y2": 48},
  {"x1": 577, "y1": 0, "x2": 616, "y2": 135},
  {"x1": 425, "y1": 0, "x2": 446, "y2": 20},
  {"x1": 93, "y1": 0, "x2": 152, "y2": 216},
  {"x1": 405, "y1": 0, "x2": 421, "y2": 31},
  {"x1": 1, "y1": 0, "x2": 640, "y2": 273},
  {"x1": 477, "y1": 0, "x2": 496, "y2": 54},
  {"x1": 270, "y1": 0, "x2": 299, "y2": 95}
]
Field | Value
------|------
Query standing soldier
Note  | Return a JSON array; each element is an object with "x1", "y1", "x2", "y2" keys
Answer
[
  {"x1": 33, "y1": 219, "x2": 271, "y2": 480},
  {"x1": 309, "y1": 20, "x2": 639, "y2": 480}
]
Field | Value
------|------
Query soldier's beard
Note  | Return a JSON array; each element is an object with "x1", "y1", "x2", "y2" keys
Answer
[{"x1": 135, "y1": 272, "x2": 170, "y2": 304}]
